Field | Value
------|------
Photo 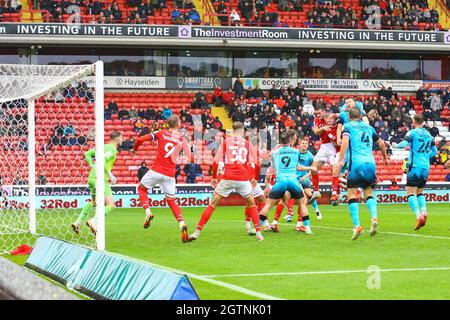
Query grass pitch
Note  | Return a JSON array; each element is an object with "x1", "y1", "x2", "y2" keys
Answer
[{"x1": 3, "y1": 203, "x2": 450, "y2": 300}]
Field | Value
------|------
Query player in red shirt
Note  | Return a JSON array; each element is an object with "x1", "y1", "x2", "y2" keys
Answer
[
  {"x1": 187, "y1": 122, "x2": 263, "y2": 242},
  {"x1": 133, "y1": 115, "x2": 192, "y2": 243},
  {"x1": 310, "y1": 106, "x2": 341, "y2": 209}
]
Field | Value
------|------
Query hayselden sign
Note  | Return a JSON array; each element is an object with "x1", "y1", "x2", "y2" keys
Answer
[
  {"x1": 234, "y1": 78, "x2": 423, "y2": 91},
  {"x1": 0, "y1": 23, "x2": 447, "y2": 44}
]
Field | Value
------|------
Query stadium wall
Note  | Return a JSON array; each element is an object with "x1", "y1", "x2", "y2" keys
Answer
[{"x1": 2, "y1": 184, "x2": 449, "y2": 209}]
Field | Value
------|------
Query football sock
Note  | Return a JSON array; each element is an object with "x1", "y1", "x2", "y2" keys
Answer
[
  {"x1": 417, "y1": 193, "x2": 427, "y2": 215},
  {"x1": 311, "y1": 173, "x2": 319, "y2": 191},
  {"x1": 197, "y1": 205, "x2": 215, "y2": 231},
  {"x1": 332, "y1": 176, "x2": 340, "y2": 195},
  {"x1": 167, "y1": 198, "x2": 184, "y2": 223},
  {"x1": 138, "y1": 184, "x2": 150, "y2": 211},
  {"x1": 365, "y1": 196, "x2": 378, "y2": 220},
  {"x1": 76, "y1": 201, "x2": 93, "y2": 225},
  {"x1": 257, "y1": 201, "x2": 266, "y2": 212},
  {"x1": 287, "y1": 199, "x2": 294, "y2": 215},
  {"x1": 297, "y1": 207, "x2": 303, "y2": 223},
  {"x1": 249, "y1": 206, "x2": 261, "y2": 232},
  {"x1": 245, "y1": 207, "x2": 251, "y2": 221},
  {"x1": 311, "y1": 199, "x2": 320, "y2": 213},
  {"x1": 348, "y1": 198, "x2": 360, "y2": 228},
  {"x1": 302, "y1": 215, "x2": 310, "y2": 227},
  {"x1": 407, "y1": 194, "x2": 421, "y2": 218},
  {"x1": 273, "y1": 203, "x2": 284, "y2": 221}
]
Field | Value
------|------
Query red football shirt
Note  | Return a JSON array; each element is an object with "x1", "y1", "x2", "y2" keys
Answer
[
  {"x1": 314, "y1": 117, "x2": 338, "y2": 145},
  {"x1": 134, "y1": 130, "x2": 190, "y2": 178},
  {"x1": 216, "y1": 136, "x2": 253, "y2": 181}
]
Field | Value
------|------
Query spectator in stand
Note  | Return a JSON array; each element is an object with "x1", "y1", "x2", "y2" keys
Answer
[
  {"x1": 223, "y1": 88, "x2": 234, "y2": 105},
  {"x1": 183, "y1": 162, "x2": 203, "y2": 183},
  {"x1": 138, "y1": 0, "x2": 153, "y2": 20},
  {"x1": 133, "y1": 116, "x2": 145, "y2": 133},
  {"x1": 107, "y1": 100, "x2": 119, "y2": 114},
  {"x1": 67, "y1": 133, "x2": 77, "y2": 146},
  {"x1": 64, "y1": 122, "x2": 76, "y2": 136},
  {"x1": 201, "y1": 109, "x2": 212, "y2": 128},
  {"x1": 211, "y1": 116, "x2": 223, "y2": 130},
  {"x1": 230, "y1": 8, "x2": 240, "y2": 25},
  {"x1": 118, "y1": 106, "x2": 131, "y2": 120},
  {"x1": 162, "y1": 105, "x2": 173, "y2": 120},
  {"x1": 137, "y1": 161, "x2": 149, "y2": 182},
  {"x1": 213, "y1": 86, "x2": 224, "y2": 106},
  {"x1": 217, "y1": 1, "x2": 228, "y2": 25},
  {"x1": 187, "y1": 7, "x2": 201, "y2": 24},
  {"x1": 129, "y1": 105, "x2": 138, "y2": 119},
  {"x1": 233, "y1": 77, "x2": 244, "y2": 98},
  {"x1": 144, "y1": 105, "x2": 156, "y2": 120},
  {"x1": 172, "y1": 6, "x2": 180, "y2": 21},
  {"x1": 38, "y1": 169, "x2": 47, "y2": 185},
  {"x1": 155, "y1": 107, "x2": 164, "y2": 120},
  {"x1": 191, "y1": 91, "x2": 210, "y2": 109}
]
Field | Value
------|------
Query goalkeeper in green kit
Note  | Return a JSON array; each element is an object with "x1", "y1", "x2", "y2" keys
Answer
[{"x1": 71, "y1": 131, "x2": 123, "y2": 235}]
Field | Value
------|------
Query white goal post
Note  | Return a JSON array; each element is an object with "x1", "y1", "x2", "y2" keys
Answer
[{"x1": 0, "y1": 61, "x2": 105, "y2": 253}]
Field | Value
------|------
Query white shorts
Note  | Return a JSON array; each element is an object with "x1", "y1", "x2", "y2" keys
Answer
[
  {"x1": 252, "y1": 184, "x2": 265, "y2": 198},
  {"x1": 140, "y1": 170, "x2": 176, "y2": 197},
  {"x1": 314, "y1": 142, "x2": 338, "y2": 165},
  {"x1": 215, "y1": 179, "x2": 253, "y2": 198}
]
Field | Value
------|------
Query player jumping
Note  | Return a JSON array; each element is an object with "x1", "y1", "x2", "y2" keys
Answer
[
  {"x1": 187, "y1": 122, "x2": 263, "y2": 242},
  {"x1": 393, "y1": 114, "x2": 438, "y2": 230},
  {"x1": 260, "y1": 130, "x2": 313, "y2": 235},
  {"x1": 71, "y1": 131, "x2": 122, "y2": 235},
  {"x1": 334, "y1": 108, "x2": 388, "y2": 240},
  {"x1": 310, "y1": 107, "x2": 340, "y2": 207},
  {"x1": 133, "y1": 115, "x2": 192, "y2": 243}
]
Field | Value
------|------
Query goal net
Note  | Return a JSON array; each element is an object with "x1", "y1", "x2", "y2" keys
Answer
[{"x1": 0, "y1": 62, "x2": 105, "y2": 254}]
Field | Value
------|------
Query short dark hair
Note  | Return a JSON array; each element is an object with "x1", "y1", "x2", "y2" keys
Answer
[
  {"x1": 280, "y1": 131, "x2": 290, "y2": 145},
  {"x1": 349, "y1": 107, "x2": 362, "y2": 120},
  {"x1": 413, "y1": 114, "x2": 425, "y2": 125},
  {"x1": 110, "y1": 131, "x2": 122, "y2": 140}
]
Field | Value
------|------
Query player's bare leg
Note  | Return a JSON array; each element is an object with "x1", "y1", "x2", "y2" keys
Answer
[
  {"x1": 304, "y1": 187, "x2": 322, "y2": 220},
  {"x1": 284, "y1": 198, "x2": 295, "y2": 222},
  {"x1": 260, "y1": 198, "x2": 280, "y2": 233},
  {"x1": 294, "y1": 197, "x2": 313, "y2": 234},
  {"x1": 86, "y1": 195, "x2": 115, "y2": 235},
  {"x1": 330, "y1": 164, "x2": 341, "y2": 206},
  {"x1": 244, "y1": 196, "x2": 264, "y2": 241},
  {"x1": 311, "y1": 160, "x2": 323, "y2": 198},
  {"x1": 187, "y1": 192, "x2": 223, "y2": 242},
  {"x1": 363, "y1": 187, "x2": 379, "y2": 236},
  {"x1": 347, "y1": 188, "x2": 364, "y2": 240},
  {"x1": 407, "y1": 186, "x2": 426, "y2": 230}
]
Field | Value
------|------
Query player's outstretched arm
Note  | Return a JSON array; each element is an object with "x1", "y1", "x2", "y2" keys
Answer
[{"x1": 133, "y1": 133, "x2": 156, "y2": 152}]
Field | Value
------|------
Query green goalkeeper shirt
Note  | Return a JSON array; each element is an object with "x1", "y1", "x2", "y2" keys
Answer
[{"x1": 86, "y1": 143, "x2": 117, "y2": 181}]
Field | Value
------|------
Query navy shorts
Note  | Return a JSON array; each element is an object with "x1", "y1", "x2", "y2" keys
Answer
[
  {"x1": 406, "y1": 167, "x2": 429, "y2": 189},
  {"x1": 269, "y1": 177, "x2": 304, "y2": 200},
  {"x1": 347, "y1": 162, "x2": 377, "y2": 190}
]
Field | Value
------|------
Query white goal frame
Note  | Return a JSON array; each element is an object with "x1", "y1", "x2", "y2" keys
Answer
[{"x1": 0, "y1": 61, "x2": 105, "y2": 251}]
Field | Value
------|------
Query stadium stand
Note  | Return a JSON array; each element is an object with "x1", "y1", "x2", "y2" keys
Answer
[
  {"x1": 2, "y1": 85, "x2": 448, "y2": 186},
  {"x1": 2, "y1": 0, "x2": 446, "y2": 30}
]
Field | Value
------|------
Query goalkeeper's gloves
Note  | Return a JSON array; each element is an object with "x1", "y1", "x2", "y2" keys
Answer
[{"x1": 108, "y1": 172, "x2": 117, "y2": 185}]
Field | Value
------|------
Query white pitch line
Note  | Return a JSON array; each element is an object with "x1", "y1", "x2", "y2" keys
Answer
[
  {"x1": 203, "y1": 267, "x2": 450, "y2": 279},
  {"x1": 286, "y1": 224, "x2": 450, "y2": 240},
  {"x1": 228, "y1": 220, "x2": 450, "y2": 240},
  {"x1": 108, "y1": 251, "x2": 283, "y2": 300}
]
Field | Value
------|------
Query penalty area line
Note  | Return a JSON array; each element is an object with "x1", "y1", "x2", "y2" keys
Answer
[
  {"x1": 203, "y1": 266, "x2": 450, "y2": 278},
  {"x1": 108, "y1": 251, "x2": 283, "y2": 300}
]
